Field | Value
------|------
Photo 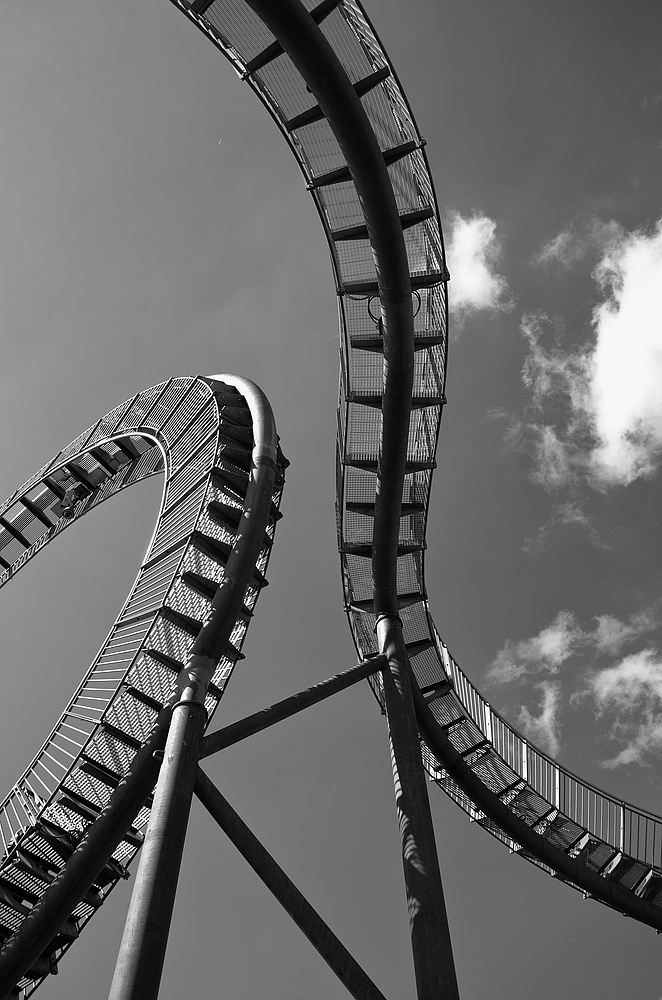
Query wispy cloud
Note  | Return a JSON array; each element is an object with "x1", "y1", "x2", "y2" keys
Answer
[
  {"x1": 488, "y1": 608, "x2": 657, "y2": 685},
  {"x1": 489, "y1": 609, "x2": 660, "y2": 762},
  {"x1": 533, "y1": 217, "x2": 622, "y2": 270},
  {"x1": 518, "y1": 681, "x2": 562, "y2": 756},
  {"x1": 445, "y1": 211, "x2": 512, "y2": 328},
  {"x1": 580, "y1": 650, "x2": 662, "y2": 767},
  {"x1": 514, "y1": 217, "x2": 662, "y2": 489},
  {"x1": 593, "y1": 610, "x2": 658, "y2": 655},
  {"x1": 487, "y1": 611, "x2": 582, "y2": 683},
  {"x1": 522, "y1": 501, "x2": 606, "y2": 554}
]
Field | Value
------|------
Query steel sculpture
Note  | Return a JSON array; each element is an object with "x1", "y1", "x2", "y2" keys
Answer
[
  {"x1": 0, "y1": 374, "x2": 288, "y2": 995},
  {"x1": 2, "y1": 0, "x2": 662, "y2": 998}
]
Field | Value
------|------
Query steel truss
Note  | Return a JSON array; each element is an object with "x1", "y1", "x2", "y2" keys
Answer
[{"x1": 2, "y1": 0, "x2": 662, "y2": 997}]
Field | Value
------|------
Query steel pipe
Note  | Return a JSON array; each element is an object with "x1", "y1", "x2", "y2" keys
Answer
[
  {"x1": 108, "y1": 691, "x2": 207, "y2": 1000},
  {"x1": 377, "y1": 616, "x2": 460, "y2": 1000},
  {"x1": 242, "y1": 0, "x2": 414, "y2": 617},
  {"x1": 237, "y1": 6, "x2": 457, "y2": 996},
  {"x1": 195, "y1": 767, "x2": 389, "y2": 1000},
  {"x1": 201, "y1": 655, "x2": 386, "y2": 759}
]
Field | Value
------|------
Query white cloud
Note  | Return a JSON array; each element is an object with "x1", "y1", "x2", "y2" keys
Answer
[
  {"x1": 488, "y1": 610, "x2": 659, "y2": 761},
  {"x1": 489, "y1": 609, "x2": 657, "y2": 684},
  {"x1": 518, "y1": 681, "x2": 562, "y2": 756},
  {"x1": 520, "y1": 218, "x2": 662, "y2": 489},
  {"x1": 592, "y1": 610, "x2": 657, "y2": 655},
  {"x1": 582, "y1": 649, "x2": 662, "y2": 767},
  {"x1": 588, "y1": 220, "x2": 662, "y2": 484},
  {"x1": 487, "y1": 611, "x2": 582, "y2": 683},
  {"x1": 445, "y1": 211, "x2": 512, "y2": 328}
]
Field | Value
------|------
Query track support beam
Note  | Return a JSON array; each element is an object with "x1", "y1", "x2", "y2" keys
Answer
[
  {"x1": 194, "y1": 767, "x2": 388, "y2": 1000},
  {"x1": 108, "y1": 689, "x2": 207, "y2": 1000},
  {"x1": 200, "y1": 655, "x2": 386, "y2": 759},
  {"x1": 376, "y1": 616, "x2": 460, "y2": 1000}
]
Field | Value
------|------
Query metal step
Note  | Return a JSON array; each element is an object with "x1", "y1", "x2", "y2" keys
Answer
[
  {"x1": 344, "y1": 458, "x2": 435, "y2": 473},
  {"x1": 243, "y1": 0, "x2": 343, "y2": 73},
  {"x1": 343, "y1": 270, "x2": 448, "y2": 296},
  {"x1": 180, "y1": 570, "x2": 255, "y2": 621},
  {"x1": 349, "y1": 334, "x2": 443, "y2": 354},
  {"x1": 346, "y1": 501, "x2": 424, "y2": 517},
  {"x1": 342, "y1": 541, "x2": 424, "y2": 557},
  {"x1": 309, "y1": 139, "x2": 421, "y2": 189},
  {"x1": 349, "y1": 591, "x2": 423, "y2": 613},
  {"x1": 333, "y1": 206, "x2": 434, "y2": 242},
  {"x1": 190, "y1": 532, "x2": 268, "y2": 587},
  {"x1": 57, "y1": 789, "x2": 143, "y2": 849},
  {"x1": 206, "y1": 501, "x2": 275, "y2": 546},
  {"x1": 145, "y1": 648, "x2": 228, "y2": 696},
  {"x1": 286, "y1": 67, "x2": 390, "y2": 131},
  {"x1": 346, "y1": 393, "x2": 444, "y2": 409}
]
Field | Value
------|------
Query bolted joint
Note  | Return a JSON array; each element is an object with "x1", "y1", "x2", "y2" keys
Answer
[{"x1": 175, "y1": 655, "x2": 217, "y2": 704}]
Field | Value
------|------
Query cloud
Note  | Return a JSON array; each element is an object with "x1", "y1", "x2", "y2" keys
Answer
[
  {"x1": 445, "y1": 211, "x2": 512, "y2": 327},
  {"x1": 518, "y1": 218, "x2": 662, "y2": 489},
  {"x1": 533, "y1": 217, "x2": 622, "y2": 270},
  {"x1": 490, "y1": 609, "x2": 660, "y2": 764},
  {"x1": 518, "y1": 681, "x2": 562, "y2": 756},
  {"x1": 522, "y1": 501, "x2": 606, "y2": 554},
  {"x1": 592, "y1": 610, "x2": 657, "y2": 655},
  {"x1": 488, "y1": 608, "x2": 657, "y2": 684},
  {"x1": 588, "y1": 220, "x2": 662, "y2": 484},
  {"x1": 581, "y1": 649, "x2": 662, "y2": 767},
  {"x1": 487, "y1": 611, "x2": 582, "y2": 683}
]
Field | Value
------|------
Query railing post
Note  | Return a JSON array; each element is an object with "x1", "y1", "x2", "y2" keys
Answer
[{"x1": 376, "y1": 615, "x2": 460, "y2": 1000}]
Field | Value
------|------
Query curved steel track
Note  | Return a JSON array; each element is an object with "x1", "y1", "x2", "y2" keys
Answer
[
  {"x1": 1, "y1": 0, "x2": 662, "y2": 995},
  {"x1": 0, "y1": 374, "x2": 287, "y2": 994}
]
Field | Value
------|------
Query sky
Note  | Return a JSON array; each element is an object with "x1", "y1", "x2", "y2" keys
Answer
[{"x1": 1, "y1": 0, "x2": 662, "y2": 997}]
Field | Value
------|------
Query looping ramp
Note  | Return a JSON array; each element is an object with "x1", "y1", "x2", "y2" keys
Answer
[
  {"x1": 167, "y1": 0, "x2": 662, "y2": 928},
  {"x1": 0, "y1": 374, "x2": 287, "y2": 993},
  {"x1": 3, "y1": 0, "x2": 662, "y2": 994}
]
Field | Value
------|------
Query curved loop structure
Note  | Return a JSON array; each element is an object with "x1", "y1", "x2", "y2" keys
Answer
[
  {"x1": 0, "y1": 374, "x2": 286, "y2": 994},
  {"x1": 3, "y1": 0, "x2": 662, "y2": 994},
  {"x1": 165, "y1": 0, "x2": 662, "y2": 929}
]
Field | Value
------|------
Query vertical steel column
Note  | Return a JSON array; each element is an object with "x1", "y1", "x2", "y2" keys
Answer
[
  {"x1": 107, "y1": 689, "x2": 207, "y2": 1000},
  {"x1": 376, "y1": 616, "x2": 460, "y2": 1000}
]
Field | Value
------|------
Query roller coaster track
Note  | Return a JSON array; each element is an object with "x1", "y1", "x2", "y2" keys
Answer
[
  {"x1": 2, "y1": 0, "x2": 662, "y2": 995},
  {"x1": 0, "y1": 375, "x2": 287, "y2": 994}
]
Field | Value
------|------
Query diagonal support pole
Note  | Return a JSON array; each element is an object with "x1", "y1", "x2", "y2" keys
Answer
[
  {"x1": 200, "y1": 655, "x2": 386, "y2": 759},
  {"x1": 194, "y1": 766, "x2": 388, "y2": 1000},
  {"x1": 0, "y1": 659, "x2": 383, "y2": 999}
]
